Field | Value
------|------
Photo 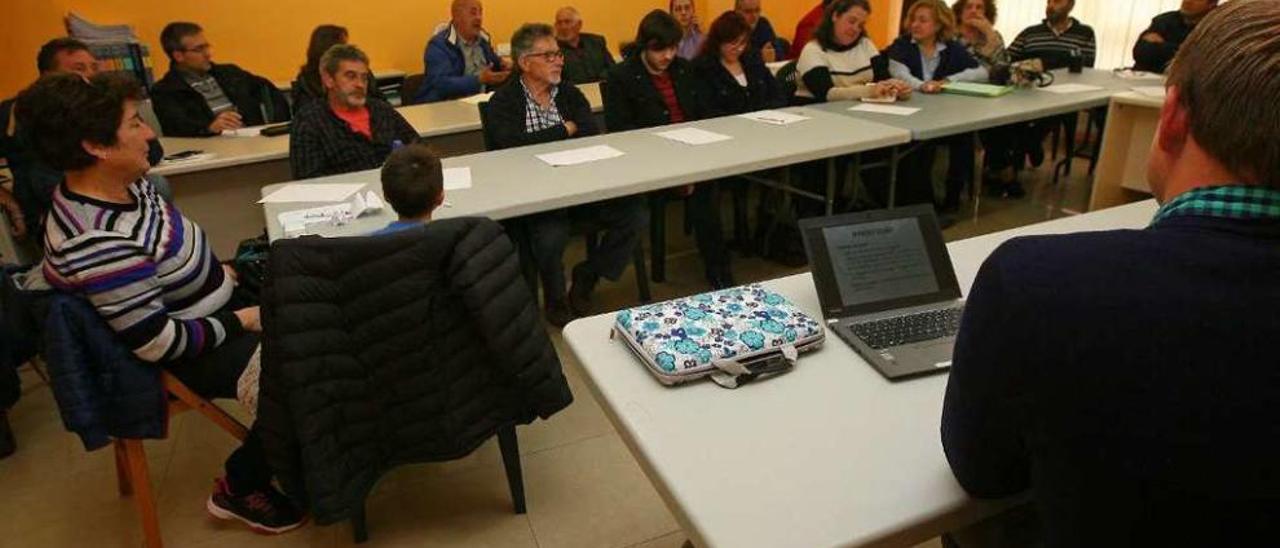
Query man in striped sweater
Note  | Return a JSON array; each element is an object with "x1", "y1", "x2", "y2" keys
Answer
[
  {"x1": 1006, "y1": 0, "x2": 1096, "y2": 70},
  {"x1": 17, "y1": 73, "x2": 306, "y2": 534}
]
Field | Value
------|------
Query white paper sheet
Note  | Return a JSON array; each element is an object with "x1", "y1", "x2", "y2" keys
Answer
[
  {"x1": 223, "y1": 126, "x2": 265, "y2": 137},
  {"x1": 443, "y1": 167, "x2": 473, "y2": 190},
  {"x1": 1039, "y1": 83, "x2": 1104, "y2": 94},
  {"x1": 458, "y1": 92, "x2": 495, "y2": 105},
  {"x1": 259, "y1": 183, "x2": 366, "y2": 204},
  {"x1": 536, "y1": 145, "x2": 625, "y2": 167},
  {"x1": 766, "y1": 61, "x2": 789, "y2": 74},
  {"x1": 1113, "y1": 69, "x2": 1162, "y2": 80},
  {"x1": 654, "y1": 127, "x2": 734, "y2": 146},
  {"x1": 738, "y1": 110, "x2": 810, "y2": 125},
  {"x1": 1131, "y1": 86, "x2": 1166, "y2": 99},
  {"x1": 848, "y1": 103, "x2": 921, "y2": 116}
]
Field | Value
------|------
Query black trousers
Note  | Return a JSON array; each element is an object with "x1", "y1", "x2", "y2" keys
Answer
[
  {"x1": 980, "y1": 124, "x2": 1023, "y2": 174},
  {"x1": 687, "y1": 181, "x2": 731, "y2": 277},
  {"x1": 527, "y1": 196, "x2": 648, "y2": 301},
  {"x1": 166, "y1": 329, "x2": 272, "y2": 494},
  {"x1": 897, "y1": 135, "x2": 974, "y2": 208}
]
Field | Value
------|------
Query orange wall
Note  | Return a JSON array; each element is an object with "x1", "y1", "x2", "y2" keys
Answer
[{"x1": 0, "y1": 0, "x2": 899, "y2": 99}]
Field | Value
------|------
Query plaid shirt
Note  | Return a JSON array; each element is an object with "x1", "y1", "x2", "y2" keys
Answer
[
  {"x1": 522, "y1": 81, "x2": 564, "y2": 134},
  {"x1": 289, "y1": 98, "x2": 419, "y2": 180},
  {"x1": 1151, "y1": 185, "x2": 1280, "y2": 226}
]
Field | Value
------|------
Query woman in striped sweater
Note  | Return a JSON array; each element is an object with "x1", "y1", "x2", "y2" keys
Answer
[{"x1": 17, "y1": 73, "x2": 305, "y2": 534}]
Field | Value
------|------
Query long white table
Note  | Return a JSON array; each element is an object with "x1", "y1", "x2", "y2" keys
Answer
[
  {"x1": 808, "y1": 69, "x2": 1162, "y2": 208},
  {"x1": 562, "y1": 200, "x2": 1159, "y2": 548},
  {"x1": 159, "y1": 83, "x2": 602, "y2": 256},
  {"x1": 260, "y1": 107, "x2": 912, "y2": 242}
]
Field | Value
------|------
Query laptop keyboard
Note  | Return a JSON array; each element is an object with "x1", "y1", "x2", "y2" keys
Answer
[{"x1": 851, "y1": 307, "x2": 965, "y2": 350}]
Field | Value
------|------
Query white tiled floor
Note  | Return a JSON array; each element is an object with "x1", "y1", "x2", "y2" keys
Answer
[{"x1": 0, "y1": 158, "x2": 1097, "y2": 547}]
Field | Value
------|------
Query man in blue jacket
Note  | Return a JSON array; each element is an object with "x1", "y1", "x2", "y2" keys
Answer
[
  {"x1": 942, "y1": 1, "x2": 1280, "y2": 544},
  {"x1": 416, "y1": 0, "x2": 513, "y2": 103}
]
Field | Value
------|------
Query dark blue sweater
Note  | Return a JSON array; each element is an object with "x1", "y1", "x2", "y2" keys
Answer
[
  {"x1": 883, "y1": 35, "x2": 979, "y2": 82},
  {"x1": 942, "y1": 215, "x2": 1280, "y2": 546}
]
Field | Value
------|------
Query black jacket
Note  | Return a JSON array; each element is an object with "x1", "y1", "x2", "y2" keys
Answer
[
  {"x1": 288, "y1": 98, "x2": 419, "y2": 179},
  {"x1": 150, "y1": 63, "x2": 291, "y2": 137},
  {"x1": 942, "y1": 215, "x2": 1280, "y2": 546},
  {"x1": 605, "y1": 54, "x2": 704, "y2": 132},
  {"x1": 257, "y1": 218, "x2": 573, "y2": 523},
  {"x1": 1133, "y1": 11, "x2": 1198, "y2": 74},
  {"x1": 690, "y1": 55, "x2": 786, "y2": 118},
  {"x1": 486, "y1": 78, "x2": 599, "y2": 150},
  {"x1": 560, "y1": 33, "x2": 616, "y2": 85}
]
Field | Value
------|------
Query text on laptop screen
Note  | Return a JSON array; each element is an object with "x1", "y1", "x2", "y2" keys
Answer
[{"x1": 822, "y1": 218, "x2": 940, "y2": 307}]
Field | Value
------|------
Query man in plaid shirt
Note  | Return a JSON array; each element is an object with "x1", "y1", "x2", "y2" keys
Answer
[{"x1": 290, "y1": 44, "x2": 419, "y2": 179}]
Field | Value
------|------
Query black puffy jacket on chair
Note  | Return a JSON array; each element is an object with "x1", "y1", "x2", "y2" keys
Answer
[{"x1": 257, "y1": 217, "x2": 573, "y2": 524}]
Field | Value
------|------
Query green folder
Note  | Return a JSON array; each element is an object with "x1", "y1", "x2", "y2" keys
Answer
[{"x1": 942, "y1": 82, "x2": 1015, "y2": 98}]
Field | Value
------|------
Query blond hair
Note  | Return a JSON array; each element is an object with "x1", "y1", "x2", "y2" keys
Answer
[
  {"x1": 905, "y1": 0, "x2": 958, "y2": 42},
  {"x1": 1167, "y1": 0, "x2": 1280, "y2": 187}
]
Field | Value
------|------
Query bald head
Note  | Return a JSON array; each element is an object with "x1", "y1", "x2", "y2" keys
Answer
[
  {"x1": 555, "y1": 6, "x2": 584, "y2": 43},
  {"x1": 736, "y1": 0, "x2": 763, "y2": 28},
  {"x1": 451, "y1": 0, "x2": 484, "y2": 42}
]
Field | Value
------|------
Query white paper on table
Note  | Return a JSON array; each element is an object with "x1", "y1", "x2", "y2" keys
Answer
[
  {"x1": 848, "y1": 103, "x2": 921, "y2": 116},
  {"x1": 223, "y1": 126, "x2": 265, "y2": 137},
  {"x1": 1039, "y1": 83, "x2": 1104, "y2": 94},
  {"x1": 259, "y1": 183, "x2": 366, "y2": 204},
  {"x1": 535, "y1": 145, "x2": 625, "y2": 167},
  {"x1": 1131, "y1": 86, "x2": 1166, "y2": 99},
  {"x1": 276, "y1": 191, "x2": 384, "y2": 233},
  {"x1": 738, "y1": 110, "x2": 810, "y2": 125},
  {"x1": 654, "y1": 127, "x2": 733, "y2": 146},
  {"x1": 766, "y1": 61, "x2": 789, "y2": 74},
  {"x1": 443, "y1": 167, "x2": 472, "y2": 190},
  {"x1": 458, "y1": 92, "x2": 495, "y2": 105}
]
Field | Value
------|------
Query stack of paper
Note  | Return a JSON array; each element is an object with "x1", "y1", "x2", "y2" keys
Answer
[
  {"x1": 654, "y1": 127, "x2": 733, "y2": 146},
  {"x1": 738, "y1": 110, "x2": 810, "y2": 125},
  {"x1": 277, "y1": 190, "x2": 385, "y2": 234},
  {"x1": 536, "y1": 145, "x2": 625, "y2": 167},
  {"x1": 849, "y1": 103, "x2": 921, "y2": 116}
]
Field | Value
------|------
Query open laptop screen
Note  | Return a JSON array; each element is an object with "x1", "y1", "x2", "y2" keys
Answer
[
  {"x1": 800, "y1": 205, "x2": 962, "y2": 319},
  {"x1": 822, "y1": 217, "x2": 940, "y2": 307}
]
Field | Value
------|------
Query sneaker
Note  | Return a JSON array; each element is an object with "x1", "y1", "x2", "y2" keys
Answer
[
  {"x1": 0, "y1": 411, "x2": 15, "y2": 460},
  {"x1": 206, "y1": 477, "x2": 307, "y2": 535}
]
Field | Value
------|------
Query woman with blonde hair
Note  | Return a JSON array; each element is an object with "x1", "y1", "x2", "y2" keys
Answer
[{"x1": 885, "y1": 0, "x2": 986, "y2": 93}]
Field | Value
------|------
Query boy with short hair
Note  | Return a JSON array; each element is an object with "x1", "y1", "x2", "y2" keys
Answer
[{"x1": 374, "y1": 143, "x2": 446, "y2": 235}]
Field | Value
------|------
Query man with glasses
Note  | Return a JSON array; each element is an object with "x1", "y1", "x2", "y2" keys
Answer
[
  {"x1": 555, "y1": 6, "x2": 616, "y2": 85},
  {"x1": 487, "y1": 23, "x2": 645, "y2": 327},
  {"x1": 151, "y1": 22, "x2": 290, "y2": 137}
]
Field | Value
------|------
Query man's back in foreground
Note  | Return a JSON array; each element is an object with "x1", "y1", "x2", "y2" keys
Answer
[{"x1": 942, "y1": 1, "x2": 1280, "y2": 545}]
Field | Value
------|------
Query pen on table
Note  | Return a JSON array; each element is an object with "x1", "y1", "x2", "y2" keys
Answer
[{"x1": 442, "y1": 201, "x2": 453, "y2": 208}]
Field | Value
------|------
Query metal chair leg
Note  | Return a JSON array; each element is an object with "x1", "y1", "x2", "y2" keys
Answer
[{"x1": 497, "y1": 424, "x2": 527, "y2": 514}]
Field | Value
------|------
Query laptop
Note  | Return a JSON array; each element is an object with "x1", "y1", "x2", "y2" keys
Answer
[{"x1": 799, "y1": 205, "x2": 964, "y2": 380}]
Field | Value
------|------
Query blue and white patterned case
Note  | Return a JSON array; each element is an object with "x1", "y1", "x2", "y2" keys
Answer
[{"x1": 612, "y1": 284, "x2": 825, "y2": 386}]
